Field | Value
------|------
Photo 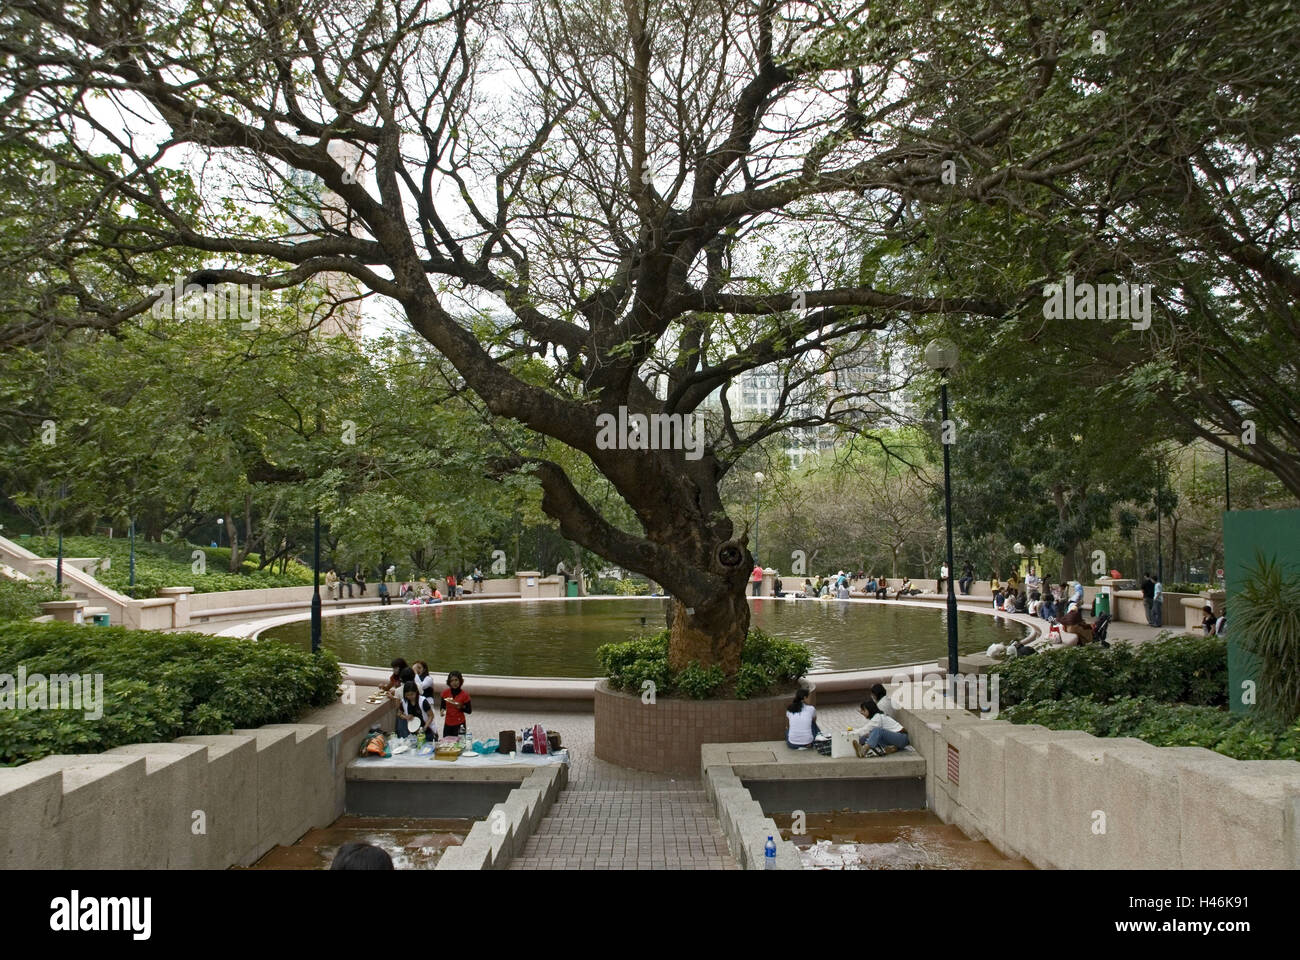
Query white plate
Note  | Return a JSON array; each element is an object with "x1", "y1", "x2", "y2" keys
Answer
[{"x1": 461, "y1": 751, "x2": 478, "y2": 758}]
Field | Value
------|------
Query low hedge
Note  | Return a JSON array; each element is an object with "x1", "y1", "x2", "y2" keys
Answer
[
  {"x1": 1001, "y1": 695, "x2": 1300, "y2": 762},
  {"x1": 22, "y1": 536, "x2": 314, "y2": 595},
  {"x1": 991, "y1": 632, "x2": 1228, "y2": 709},
  {"x1": 597, "y1": 627, "x2": 812, "y2": 700},
  {"x1": 0, "y1": 577, "x2": 63, "y2": 622},
  {"x1": 0, "y1": 621, "x2": 341, "y2": 766}
]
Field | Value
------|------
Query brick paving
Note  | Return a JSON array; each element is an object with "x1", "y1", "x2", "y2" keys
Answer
[
  {"x1": 472, "y1": 704, "x2": 873, "y2": 871},
  {"x1": 461, "y1": 707, "x2": 733, "y2": 869}
]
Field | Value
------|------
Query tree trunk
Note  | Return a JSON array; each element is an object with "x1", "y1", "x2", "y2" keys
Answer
[
  {"x1": 1061, "y1": 539, "x2": 1078, "y2": 582},
  {"x1": 668, "y1": 591, "x2": 750, "y2": 675}
]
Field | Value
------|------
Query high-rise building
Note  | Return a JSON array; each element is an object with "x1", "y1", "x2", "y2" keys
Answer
[{"x1": 284, "y1": 141, "x2": 364, "y2": 339}]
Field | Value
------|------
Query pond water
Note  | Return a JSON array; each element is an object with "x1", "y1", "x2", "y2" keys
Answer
[
  {"x1": 261, "y1": 597, "x2": 1029, "y2": 677},
  {"x1": 245, "y1": 816, "x2": 474, "y2": 870},
  {"x1": 771, "y1": 810, "x2": 1033, "y2": 870}
]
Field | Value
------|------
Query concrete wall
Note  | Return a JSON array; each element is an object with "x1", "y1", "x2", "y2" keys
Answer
[
  {"x1": 894, "y1": 695, "x2": 1300, "y2": 869},
  {"x1": 0, "y1": 697, "x2": 390, "y2": 870}
]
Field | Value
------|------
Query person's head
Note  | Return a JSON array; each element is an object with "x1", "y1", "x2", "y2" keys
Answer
[
  {"x1": 413, "y1": 660, "x2": 429, "y2": 678},
  {"x1": 447, "y1": 670, "x2": 464, "y2": 691},
  {"x1": 1059, "y1": 583, "x2": 1068, "y2": 592},
  {"x1": 402, "y1": 681, "x2": 420, "y2": 704},
  {"x1": 863, "y1": 698, "x2": 882, "y2": 718},
  {"x1": 399, "y1": 667, "x2": 415, "y2": 686},
  {"x1": 390, "y1": 657, "x2": 408, "y2": 675},
  {"x1": 788, "y1": 687, "x2": 811, "y2": 713},
  {"x1": 870, "y1": 683, "x2": 887, "y2": 702},
  {"x1": 330, "y1": 842, "x2": 394, "y2": 870}
]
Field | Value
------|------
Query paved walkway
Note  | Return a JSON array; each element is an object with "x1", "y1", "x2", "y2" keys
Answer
[{"x1": 467, "y1": 704, "x2": 871, "y2": 871}]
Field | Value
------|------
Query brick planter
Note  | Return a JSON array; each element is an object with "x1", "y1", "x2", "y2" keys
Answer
[{"x1": 594, "y1": 679, "x2": 810, "y2": 775}]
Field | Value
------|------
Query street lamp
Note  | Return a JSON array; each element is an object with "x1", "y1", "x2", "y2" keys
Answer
[
  {"x1": 216, "y1": 517, "x2": 223, "y2": 547},
  {"x1": 924, "y1": 339, "x2": 961, "y2": 700},
  {"x1": 55, "y1": 482, "x2": 68, "y2": 588},
  {"x1": 311, "y1": 511, "x2": 322, "y2": 654},
  {"x1": 753, "y1": 471, "x2": 765, "y2": 565},
  {"x1": 1013, "y1": 542, "x2": 1025, "y2": 581}
]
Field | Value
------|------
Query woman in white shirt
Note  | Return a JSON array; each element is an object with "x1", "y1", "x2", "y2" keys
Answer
[
  {"x1": 785, "y1": 688, "x2": 824, "y2": 750},
  {"x1": 851, "y1": 698, "x2": 909, "y2": 757}
]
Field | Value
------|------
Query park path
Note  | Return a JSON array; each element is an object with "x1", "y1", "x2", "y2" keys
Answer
[{"x1": 472, "y1": 708, "x2": 737, "y2": 870}]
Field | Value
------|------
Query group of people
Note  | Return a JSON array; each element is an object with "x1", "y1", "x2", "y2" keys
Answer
[
  {"x1": 379, "y1": 659, "x2": 473, "y2": 740},
  {"x1": 784, "y1": 683, "x2": 910, "y2": 758},
  {"x1": 325, "y1": 566, "x2": 491, "y2": 605}
]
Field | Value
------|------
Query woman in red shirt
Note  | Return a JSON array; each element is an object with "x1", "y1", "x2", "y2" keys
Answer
[{"x1": 439, "y1": 670, "x2": 472, "y2": 738}]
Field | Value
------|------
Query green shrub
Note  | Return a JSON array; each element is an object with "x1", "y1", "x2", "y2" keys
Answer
[
  {"x1": 1233, "y1": 553, "x2": 1300, "y2": 725},
  {"x1": 0, "y1": 576, "x2": 64, "y2": 622},
  {"x1": 22, "y1": 536, "x2": 314, "y2": 595},
  {"x1": 1001, "y1": 695, "x2": 1300, "y2": 762},
  {"x1": 596, "y1": 626, "x2": 809, "y2": 699},
  {"x1": 992, "y1": 633, "x2": 1227, "y2": 708},
  {"x1": 675, "y1": 662, "x2": 726, "y2": 699},
  {"x1": 0, "y1": 621, "x2": 342, "y2": 765}
]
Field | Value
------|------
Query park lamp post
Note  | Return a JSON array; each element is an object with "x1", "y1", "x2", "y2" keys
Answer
[
  {"x1": 753, "y1": 471, "x2": 765, "y2": 566},
  {"x1": 55, "y1": 482, "x2": 68, "y2": 588},
  {"x1": 925, "y1": 339, "x2": 961, "y2": 701},
  {"x1": 311, "y1": 511, "x2": 322, "y2": 654},
  {"x1": 216, "y1": 516, "x2": 223, "y2": 547}
]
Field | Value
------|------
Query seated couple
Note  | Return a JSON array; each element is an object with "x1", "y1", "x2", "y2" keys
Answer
[
  {"x1": 784, "y1": 683, "x2": 909, "y2": 758},
  {"x1": 851, "y1": 684, "x2": 908, "y2": 757}
]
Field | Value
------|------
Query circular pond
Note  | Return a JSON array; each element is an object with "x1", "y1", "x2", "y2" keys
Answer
[{"x1": 260, "y1": 597, "x2": 1030, "y2": 677}]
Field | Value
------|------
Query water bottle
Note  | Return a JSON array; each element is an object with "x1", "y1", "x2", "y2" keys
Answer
[{"x1": 764, "y1": 836, "x2": 777, "y2": 869}]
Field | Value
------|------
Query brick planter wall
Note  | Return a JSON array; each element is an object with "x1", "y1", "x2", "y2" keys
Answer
[{"x1": 594, "y1": 680, "x2": 809, "y2": 775}]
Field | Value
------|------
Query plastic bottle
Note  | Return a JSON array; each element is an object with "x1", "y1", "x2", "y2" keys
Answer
[{"x1": 764, "y1": 836, "x2": 777, "y2": 869}]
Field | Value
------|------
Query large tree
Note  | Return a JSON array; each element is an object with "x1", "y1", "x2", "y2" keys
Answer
[{"x1": 5, "y1": 0, "x2": 1293, "y2": 671}]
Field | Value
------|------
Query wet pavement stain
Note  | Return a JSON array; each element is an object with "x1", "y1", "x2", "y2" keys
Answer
[
  {"x1": 245, "y1": 816, "x2": 476, "y2": 870},
  {"x1": 771, "y1": 809, "x2": 1033, "y2": 870}
]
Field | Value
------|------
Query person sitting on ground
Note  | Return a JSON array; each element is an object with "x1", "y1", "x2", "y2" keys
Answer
[
  {"x1": 992, "y1": 587, "x2": 1005, "y2": 610},
  {"x1": 1040, "y1": 594, "x2": 1057, "y2": 619},
  {"x1": 784, "y1": 687, "x2": 825, "y2": 750},
  {"x1": 990, "y1": 576, "x2": 1001, "y2": 595},
  {"x1": 1027, "y1": 596, "x2": 1041, "y2": 616},
  {"x1": 894, "y1": 577, "x2": 914, "y2": 600},
  {"x1": 773, "y1": 574, "x2": 784, "y2": 598},
  {"x1": 870, "y1": 683, "x2": 897, "y2": 719},
  {"x1": 1006, "y1": 572, "x2": 1019, "y2": 595},
  {"x1": 326, "y1": 568, "x2": 340, "y2": 600},
  {"x1": 377, "y1": 578, "x2": 390, "y2": 605},
  {"x1": 1058, "y1": 604, "x2": 1094, "y2": 645},
  {"x1": 850, "y1": 698, "x2": 910, "y2": 757},
  {"x1": 429, "y1": 587, "x2": 443, "y2": 602},
  {"x1": 379, "y1": 658, "x2": 408, "y2": 693},
  {"x1": 357, "y1": 571, "x2": 367, "y2": 596},
  {"x1": 873, "y1": 576, "x2": 888, "y2": 600},
  {"x1": 1015, "y1": 591, "x2": 1028, "y2": 613}
]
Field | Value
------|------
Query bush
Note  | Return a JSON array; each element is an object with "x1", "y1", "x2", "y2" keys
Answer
[
  {"x1": 991, "y1": 633, "x2": 1228, "y2": 709},
  {"x1": 596, "y1": 627, "x2": 810, "y2": 699},
  {"x1": 22, "y1": 536, "x2": 314, "y2": 595},
  {"x1": 1233, "y1": 554, "x2": 1300, "y2": 725},
  {"x1": 0, "y1": 621, "x2": 342, "y2": 765},
  {"x1": 0, "y1": 576, "x2": 63, "y2": 622},
  {"x1": 1001, "y1": 695, "x2": 1300, "y2": 762},
  {"x1": 676, "y1": 662, "x2": 726, "y2": 699}
]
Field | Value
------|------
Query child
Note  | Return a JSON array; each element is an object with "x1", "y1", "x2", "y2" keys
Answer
[
  {"x1": 439, "y1": 671, "x2": 472, "y2": 739},
  {"x1": 379, "y1": 658, "x2": 408, "y2": 693},
  {"x1": 394, "y1": 681, "x2": 430, "y2": 738},
  {"x1": 412, "y1": 660, "x2": 436, "y2": 695},
  {"x1": 851, "y1": 698, "x2": 909, "y2": 757}
]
